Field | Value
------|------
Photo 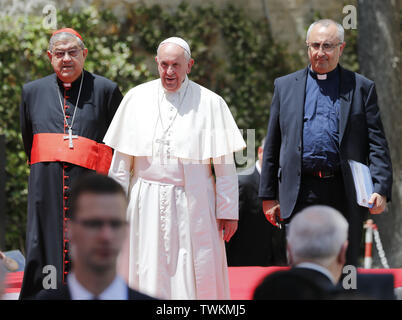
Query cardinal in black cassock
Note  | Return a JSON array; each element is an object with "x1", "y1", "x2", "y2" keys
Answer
[{"x1": 19, "y1": 28, "x2": 123, "y2": 299}]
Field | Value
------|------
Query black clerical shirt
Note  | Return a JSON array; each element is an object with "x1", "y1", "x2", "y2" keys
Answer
[{"x1": 302, "y1": 66, "x2": 341, "y2": 171}]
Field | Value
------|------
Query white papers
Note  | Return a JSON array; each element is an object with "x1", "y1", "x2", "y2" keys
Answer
[{"x1": 348, "y1": 160, "x2": 374, "y2": 208}]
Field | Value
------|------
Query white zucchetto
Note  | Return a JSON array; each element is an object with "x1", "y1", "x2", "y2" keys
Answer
[{"x1": 159, "y1": 37, "x2": 191, "y2": 57}]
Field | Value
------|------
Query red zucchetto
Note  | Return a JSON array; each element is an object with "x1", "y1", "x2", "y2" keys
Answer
[{"x1": 51, "y1": 28, "x2": 83, "y2": 41}]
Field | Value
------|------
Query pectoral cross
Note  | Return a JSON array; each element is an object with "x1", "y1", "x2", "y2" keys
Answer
[
  {"x1": 64, "y1": 128, "x2": 78, "y2": 149},
  {"x1": 156, "y1": 137, "x2": 170, "y2": 147},
  {"x1": 156, "y1": 136, "x2": 170, "y2": 164}
]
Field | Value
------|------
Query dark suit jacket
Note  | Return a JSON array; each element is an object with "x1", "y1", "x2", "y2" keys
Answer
[
  {"x1": 259, "y1": 65, "x2": 392, "y2": 219},
  {"x1": 34, "y1": 283, "x2": 155, "y2": 300},
  {"x1": 253, "y1": 267, "x2": 338, "y2": 300},
  {"x1": 225, "y1": 166, "x2": 287, "y2": 266},
  {"x1": 342, "y1": 273, "x2": 396, "y2": 300}
]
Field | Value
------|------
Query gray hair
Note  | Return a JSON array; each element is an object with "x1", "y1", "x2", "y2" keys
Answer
[
  {"x1": 156, "y1": 43, "x2": 191, "y2": 62},
  {"x1": 306, "y1": 19, "x2": 345, "y2": 43},
  {"x1": 287, "y1": 205, "x2": 348, "y2": 266},
  {"x1": 49, "y1": 32, "x2": 85, "y2": 52}
]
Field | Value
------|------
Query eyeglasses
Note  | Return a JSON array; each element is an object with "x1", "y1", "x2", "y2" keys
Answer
[
  {"x1": 72, "y1": 218, "x2": 128, "y2": 231},
  {"x1": 306, "y1": 42, "x2": 342, "y2": 52},
  {"x1": 52, "y1": 48, "x2": 82, "y2": 59}
]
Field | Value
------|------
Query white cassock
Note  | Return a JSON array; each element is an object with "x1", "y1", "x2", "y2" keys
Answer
[{"x1": 103, "y1": 76, "x2": 246, "y2": 299}]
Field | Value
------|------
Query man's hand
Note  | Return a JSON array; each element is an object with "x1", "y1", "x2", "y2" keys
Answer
[
  {"x1": 368, "y1": 193, "x2": 387, "y2": 214},
  {"x1": 218, "y1": 219, "x2": 238, "y2": 242},
  {"x1": 262, "y1": 200, "x2": 282, "y2": 227}
]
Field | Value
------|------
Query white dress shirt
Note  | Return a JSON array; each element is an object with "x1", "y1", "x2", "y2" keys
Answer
[
  {"x1": 67, "y1": 272, "x2": 128, "y2": 300},
  {"x1": 256, "y1": 160, "x2": 262, "y2": 175}
]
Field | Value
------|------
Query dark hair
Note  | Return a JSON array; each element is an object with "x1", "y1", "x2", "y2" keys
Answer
[{"x1": 70, "y1": 173, "x2": 126, "y2": 219}]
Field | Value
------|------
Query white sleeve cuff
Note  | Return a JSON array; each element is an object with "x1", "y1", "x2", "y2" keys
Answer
[
  {"x1": 215, "y1": 174, "x2": 239, "y2": 220},
  {"x1": 108, "y1": 151, "x2": 133, "y2": 195}
]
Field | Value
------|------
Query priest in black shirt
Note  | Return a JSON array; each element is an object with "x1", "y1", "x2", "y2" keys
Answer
[{"x1": 19, "y1": 28, "x2": 123, "y2": 299}]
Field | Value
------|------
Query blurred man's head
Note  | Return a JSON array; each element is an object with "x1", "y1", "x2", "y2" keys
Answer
[
  {"x1": 68, "y1": 174, "x2": 127, "y2": 274},
  {"x1": 287, "y1": 205, "x2": 349, "y2": 283}
]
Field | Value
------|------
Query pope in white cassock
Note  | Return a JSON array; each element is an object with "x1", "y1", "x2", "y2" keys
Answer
[{"x1": 103, "y1": 37, "x2": 246, "y2": 299}]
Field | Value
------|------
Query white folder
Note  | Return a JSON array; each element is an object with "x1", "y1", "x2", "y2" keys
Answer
[{"x1": 348, "y1": 160, "x2": 374, "y2": 208}]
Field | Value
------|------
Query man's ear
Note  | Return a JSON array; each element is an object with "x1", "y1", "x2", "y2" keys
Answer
[
  {"x1": 339, "y1": 41, "x2": 346, "y2": 56},
  {"x1": 47, "y1": 50, "x2": 53, "y2": 62},
  {"x1": 82, "y1": 48, "x2": 88, "y2": 59},
  {"x1": 338, "y1": 240, "x2": 349, "y2": 265},
  {"x1": 187, "y1": 58, "x2": 194, "y2": 74}
]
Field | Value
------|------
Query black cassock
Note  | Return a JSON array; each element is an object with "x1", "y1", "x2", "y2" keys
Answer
[
  {"x1": 225, "y1": 166, "x2": 287, "y2": 267},
  {"x1": 19, "y1": 70, "x2": 123, "y2": 299}
]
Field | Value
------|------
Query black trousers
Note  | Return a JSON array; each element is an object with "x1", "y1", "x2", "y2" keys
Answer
[{"x1": 284, "y1": 173, "x2": 365, "y2": 266}]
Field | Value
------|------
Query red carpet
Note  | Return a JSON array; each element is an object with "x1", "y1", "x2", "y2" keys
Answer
[
  {"x1": 5, "y1": 267, "x2": 402, "y2": 299},
  {"x1": 4, "y1": 271, "x2": 23, "y2": 294}
]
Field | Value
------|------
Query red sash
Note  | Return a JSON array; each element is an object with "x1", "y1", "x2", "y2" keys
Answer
[{"x1": 30, "y1": 133, "x2": 112, "y2": 174}]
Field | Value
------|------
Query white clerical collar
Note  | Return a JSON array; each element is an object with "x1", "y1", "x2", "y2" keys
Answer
[
  {"x1": 309, "y1": 65, "x2": 341, "y2": 81},
  {"x1": 67, "y1": 272, "x2": 128, "y2": 300},
  {"x1": 161, "y1": 75, "x2": 189, "y2": 97},
  {"x1": 256, "y1": 160, "x2": 262, "y2": 174},
  {"x1": 57, "y1": 71, "x2": 85, "y2": 89},
  {"x1": 295, "y1": 262, "x2": 336, "y2": 284},
  {"x1": 309, "y1": 66, "x2": 327, "y2": 80},
  {"x1": 309, "y1": 65, "x2": 327, "y2": 80}
]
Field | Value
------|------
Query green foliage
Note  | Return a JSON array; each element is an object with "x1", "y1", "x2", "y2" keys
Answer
[
  {"x1": 339, "y1": 0, "x2": 359, "y2": 73},
  {"x1": 0, "y1": 3, "x2": 298, "y2": 251},
  {"x1": 58, "y1": 7, "x2": 153, "y2": 93},
  {"x1": 0, "y1": 15, "x2": 51, "y2": 252},
  {"x1": 217, "y1": 6, "x2": 299, "y2": 137},
  {"x1": 341, "y1": 28, "x2": 359, "y2": 72}
]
